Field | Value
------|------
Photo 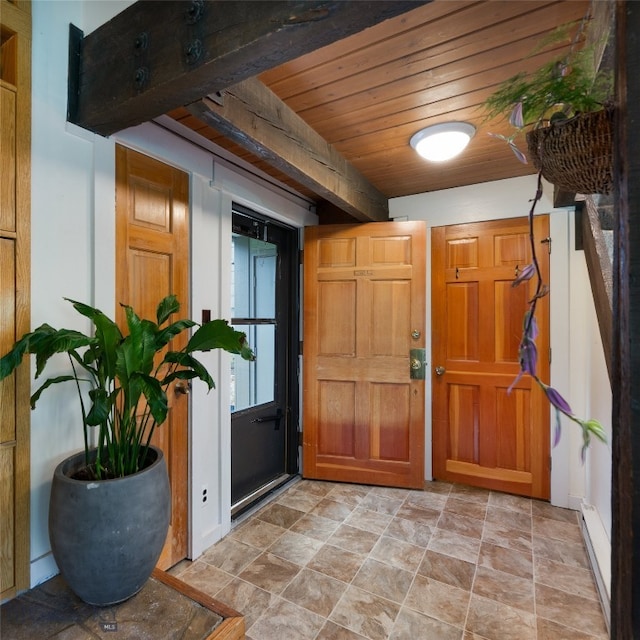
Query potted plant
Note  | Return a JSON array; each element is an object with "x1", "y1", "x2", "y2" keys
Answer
[
  {"x1": 0, "y1": 294, "x2": 253, "y2": 606},
  {"x1": 483, "y1": 21, "x2": 613, "y2": 194}
]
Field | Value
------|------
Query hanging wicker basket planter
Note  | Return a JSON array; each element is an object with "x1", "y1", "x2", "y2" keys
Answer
[{"x1": 526, "y1": 108, "x2": 613, "y2": 195}]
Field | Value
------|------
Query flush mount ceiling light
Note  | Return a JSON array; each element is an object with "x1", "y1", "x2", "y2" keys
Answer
[{"x1": 409, "y1": 122, "x2": 476, "y2": 162}]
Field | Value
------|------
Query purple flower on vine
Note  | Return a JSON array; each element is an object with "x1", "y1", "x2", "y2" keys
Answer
[
  {"x1": 542, "y1": 384, "x2": 573, "y2": 448},
  {"x1": 509, "y1": 101, "x2": 525, "y2": 128},
  {"x1": 512, "y1": 263, "x2": 535, "y2": 287}
]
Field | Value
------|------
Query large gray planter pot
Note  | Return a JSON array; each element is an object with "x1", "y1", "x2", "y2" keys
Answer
[{"x1": 48, "y1": 446, "x2": 171, "y2": 606}]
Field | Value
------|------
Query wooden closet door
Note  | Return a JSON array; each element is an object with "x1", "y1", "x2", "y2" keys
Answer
[{"x1": 115, "y1": 145, "x2": 190, "y2": 569}]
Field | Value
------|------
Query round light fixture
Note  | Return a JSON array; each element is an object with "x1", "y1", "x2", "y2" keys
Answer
[{"x1": 409, "y1": 122, "x2": 476, "y2": 162}]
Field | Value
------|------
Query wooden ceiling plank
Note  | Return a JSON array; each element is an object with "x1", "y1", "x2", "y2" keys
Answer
[
  {"x1": 289, "y1": 26, "x2": 583, "y2": 124},
  {"x1": 186, "y1": 78, "x2": 389, "y2": 222},
  {"x1": 281, "y1": 2, "x2": 585, "y2": 119},
  {"x1": 259, "y1": 1, "x2": 480, "y2": 90},
  {"x1": 264, "y1": 1, "x2": 561, "y2": 100},
  {"x1": 70, "y1": 0, "x2": 430, "y2": 136}
]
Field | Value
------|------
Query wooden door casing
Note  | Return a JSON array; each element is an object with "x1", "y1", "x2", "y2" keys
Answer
[
  {"x1": 0, "y1": 0, "x2": 31, "y2": 601},
  {"x1": 432, "y1": 216, "x2": 551, "y2": 499},
  {"x1": 115, "y1": 145, "x2": 190, "y2": 569},
  {"x1": 303, "y1": 221, "x2": 426, "y2": 489}
]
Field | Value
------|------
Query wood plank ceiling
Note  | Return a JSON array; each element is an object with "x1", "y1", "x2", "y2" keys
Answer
[{"x1": 166, "y1": 0, "x2": 591, "y2": 210}]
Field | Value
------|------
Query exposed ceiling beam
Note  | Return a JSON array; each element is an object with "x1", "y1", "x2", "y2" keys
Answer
[
  {"x1": 69, "y1": 0, "x2": 429, "y2": 136},
  {"x1": 187, "y1": 78, "x2": 388, "y2": 222}
]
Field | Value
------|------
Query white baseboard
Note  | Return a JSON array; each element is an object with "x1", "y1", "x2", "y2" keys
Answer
[
  {"x1": 581, "y1": 502, "x2": 611, "y2": 631},
  {"x1": 30, "y1": 552, "x2": 59, "y2": 589}
]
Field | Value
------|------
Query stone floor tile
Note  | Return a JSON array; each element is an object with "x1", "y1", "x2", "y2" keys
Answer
[
  {"x1": 267, "y1": 530, "x2": 325, "y2": 566},
  {"x1": 417, "y1": 549, "x2": 475, "y2": 590},
  {"x1": 485, "y1": 505, "x2": 532, "y2": 533},
  {"x1": 326, "y1": 484, "x2": 371, "y2": 508},
  {"x1": 352, "y1": 558, "x2": 414, "y2": 604},
  {"x1": 531, "y1": 501, "x2": 580, "y2": 524},
  {"x1": 257, "y1": 502, "x2": 306, "y2": 529},
  {"x1": 214, "y1": 577, "x2": 275, "y2": 630},
  {"x1": 405, "y1": 490, "x2": 448, "y2": 512},
  {"x1": 488, "y1": 491, "x2": 532, "y2": 514},
  {"x1": 482, "y1": 520, "x2": 532, "y2": 554},
  {"x1": 276, "y1": 490, "x2": 323, "y2": 513},
  {"x1": 471, "y1": 565, "x2": 535, "y2": 613},
  {"x1": 176, "y1": 561, "x2": 233, "y2": 597},
  {"x1": 423, "y1": 480, "x2": 453, "y2": 495},
  {"x1": 390, "y1": 607, "x2": 463, "y2": 640},
  {"x1": 358, "y1": 492, "x2": 404, "y2": 516},
  {"x1": 229, "y1": 518, "x2": 287, "y2": 549},
  {"x1": 327, "y1": 523, "x2": 380, "y2": 555},
  {"x1": 444, "y1": 496, "x2": 487, "y2": 521},
  {"x1": 404, "y1": 574, "x2": 470, "y2": 627},
  {"x1": 316, "y1": 620, "x2": 369, "y2": 639},
  {"x1": 532, "y1": 535, "x2": 590, "y2": 570},
  {"x1": 200, "y1": 536, "x2": 262, "y2": 575},
  {"x1": 438, "y1": 510, "x2": 485, "y2": 539},
  {"x1": 281, "y1": 568, "x2": 347, "y2": 617},
  {"x1": 428, "y1": 527, "x2": 481, "y2": 564},
  {"x1": 395, "y1": 503, "x2": 441, "y2": 526},
  {"x1": 536, "y1": 616, "x2": 609, "y2": 639},
  {"x1": 307, "y1": 543, "x2": 366, "y2": 583},
  {"x1": 238, "y1": 552, "x2": 301, "y2": 594},
  {"x1": 289, "y1": 513, "x2": 341, "y2": 541},
  {"x1": 534, "y1": 556, "x2": 600, "y2": 601},
  {"x1": 248, "y1": 597, "x2": 325, "y2": 640},
  {"x1": 465, "y1": 593, "x2": 536, "y2": 640},
  {"x1": 535, "y1": 583, "x2": 609, "y2": 637},
  {"x1": 370, "y1": 535, "x2": 426, "y2": 573},
  {"x1": 532, "y1": 515, "x2": 583, "y2": 544},
  {"x1": 450, "y1": 484, "x2": 491, "y2": 505},
  {"x1": 329, "y1": 585, "x2": 400, "y2": 640},
  {"x1": 311, "y1": 498, "x2": 356, "y2": 522},
  {"x1": 345, "y1": 506, "x2": 393, "y2": 534},
  {"x1": 385, "y1": 516, "x2": 433, "y2": 547},
  {"x1": 478, "y1": 541, "x2": 533, "y2": 580}
]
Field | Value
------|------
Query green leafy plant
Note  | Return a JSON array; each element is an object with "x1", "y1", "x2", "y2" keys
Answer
[
  {"x1": 483, "y1": 22, "x2": 613, "y2": 163},
  {"x1": 0, "y1": 295, "x2": 254, "y2": 479}
]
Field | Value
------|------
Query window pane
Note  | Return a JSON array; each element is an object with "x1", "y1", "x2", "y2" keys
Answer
[
  {"x1": 231, "y1": 324, "x2": 275, "y2": 412},
  {"x1": 232, "y1": 234, "x2": 276, "y2": 320}
]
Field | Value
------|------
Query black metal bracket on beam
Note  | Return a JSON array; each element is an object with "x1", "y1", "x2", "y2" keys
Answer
[
  {"x1": 575, "y1": 200, "x2": 585, "y2": 251},
  {"x1": 67, "y1": 24, "x2": 84, "y2": 126}
]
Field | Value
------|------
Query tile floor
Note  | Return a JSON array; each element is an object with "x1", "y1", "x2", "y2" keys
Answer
[{"x1": 170, "y1": 479, "x2": 609, "y2": 640}]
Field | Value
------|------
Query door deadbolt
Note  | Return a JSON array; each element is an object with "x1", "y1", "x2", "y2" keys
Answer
[
  {"x1": 435, "y1": 366, "x2": 446, "y2": 376},
  {"x1": 409, "y1": 348, "x2": 426, "y2": 380}
]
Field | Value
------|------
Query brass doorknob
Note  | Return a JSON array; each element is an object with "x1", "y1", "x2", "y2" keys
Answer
[
  {"x1": 175, "y1": 381, "x2": 191, "y2": 395},
  {"x1": 411, "y1": 358, "x2": 422, "y2": 370},
  {"x1": 435, "y1": 366, "x2": 446, "y2": 376}
]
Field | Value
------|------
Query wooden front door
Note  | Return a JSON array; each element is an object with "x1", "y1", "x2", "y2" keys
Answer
[
  {"x1": 303, "y1": 221, "x2": 426, "y2": 489},
  {"x1": 432, "y1": 216, "x2": 551, "y2": 499},
  {"x1": 115, "y1": 145, "x2": 190, "y2": 568}
]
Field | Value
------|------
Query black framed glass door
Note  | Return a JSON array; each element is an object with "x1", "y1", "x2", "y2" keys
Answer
[{"x1": 230, "y1": 205, "x2": 299, "y2": 515}]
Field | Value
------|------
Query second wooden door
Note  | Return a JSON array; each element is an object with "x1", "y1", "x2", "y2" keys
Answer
[{"x1": 432, "y1": 216, "x2": 551, "y2": 499}]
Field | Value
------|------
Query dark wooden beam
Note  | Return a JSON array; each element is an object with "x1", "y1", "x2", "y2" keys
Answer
[
  {"x1": 69, "y1": 0, "x2": 428, "y2": 136},
  {"x1": 579, "y1": 197, "x2": 613, "y2": 381},
  {"x1": 611, "y1": 1, "x2": 640, "y2": 637},
  {"x1": 187, "y1": 79, "x2": 389, "y2": 222}
]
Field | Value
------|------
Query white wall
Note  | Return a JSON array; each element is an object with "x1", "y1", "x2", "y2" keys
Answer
[{"x1": 390, "y1": 176, "x2": 612, "y2": 514}]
